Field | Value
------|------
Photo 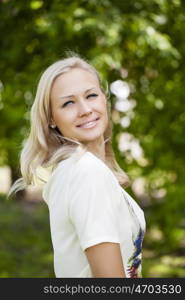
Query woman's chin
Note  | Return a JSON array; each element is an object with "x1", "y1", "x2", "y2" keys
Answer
[
  {"x1": 73, "y1": 123, "x2": 106, "y2": 143},
  {"x1": 78, "y1": 133, "x2": 104, "y2": 144}
]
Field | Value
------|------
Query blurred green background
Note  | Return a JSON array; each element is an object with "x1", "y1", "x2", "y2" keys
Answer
[{"x1": 0, "y1": 0, "x2": 185, "y2": 277}]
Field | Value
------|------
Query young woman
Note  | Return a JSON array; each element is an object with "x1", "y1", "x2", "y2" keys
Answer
[{"x1": 11, "y1": 54, "x2": 146, "y2": 278}]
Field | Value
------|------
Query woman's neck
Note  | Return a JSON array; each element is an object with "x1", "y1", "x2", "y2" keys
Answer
[{"x1": 85, "y1": 135, "x2": 106, "y2": 162}]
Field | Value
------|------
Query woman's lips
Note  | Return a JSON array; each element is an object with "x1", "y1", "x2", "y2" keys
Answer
[{"x1": 77, "y1": 118, "x2": 100, "y2": 129}]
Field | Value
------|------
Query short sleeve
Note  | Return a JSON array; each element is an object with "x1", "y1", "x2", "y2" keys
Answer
[{"x1": 68, "y1": 154, "x2": 122, "y2": 251}]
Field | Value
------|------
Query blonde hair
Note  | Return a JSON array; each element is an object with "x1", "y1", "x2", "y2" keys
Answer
[{"x1": 9, "y1": 52, "x2": 130, "y2": 196}]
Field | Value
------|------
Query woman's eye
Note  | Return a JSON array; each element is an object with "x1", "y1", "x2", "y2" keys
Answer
[
  {"x1": 87, "y1": 93, "x2": 98, "y2": 99},
  {"x1": 62, "y1": 94, "x2": 98, "y2": 107},
  {"x1": 62, "y1": 100, "x2": 74, "y2": 107}
]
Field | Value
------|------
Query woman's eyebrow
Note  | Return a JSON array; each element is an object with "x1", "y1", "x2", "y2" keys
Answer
[{"x1": 59, "y1": 87, "x2": 96, "y2": 99}]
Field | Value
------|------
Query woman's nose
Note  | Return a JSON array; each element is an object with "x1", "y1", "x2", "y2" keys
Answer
[{"x1": 78, "y1": 99, "x2": 92, "y2": 116}]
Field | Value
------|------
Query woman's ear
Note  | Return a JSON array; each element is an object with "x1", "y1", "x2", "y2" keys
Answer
[
  {"x1": 50, "y1": 119, "x2": 56, "y2": 128},
  {"x1": 50, "y1": 124, "x2": 56, "y2": 129}
]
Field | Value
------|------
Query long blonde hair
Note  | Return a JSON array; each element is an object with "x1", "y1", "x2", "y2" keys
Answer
[{"x1": 9, "y1": 53, "x2": 130, "y2": 196}]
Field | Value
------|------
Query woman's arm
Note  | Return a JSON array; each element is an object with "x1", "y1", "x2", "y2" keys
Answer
[{"x1": 85, "y1": 242, "x2": 126, "y2": 278}]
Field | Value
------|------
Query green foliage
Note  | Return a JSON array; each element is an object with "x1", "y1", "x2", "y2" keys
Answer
[
  {"x1": 0, "y1": 0, "x2": 185, "y2": 276},
  {"x1": 0, "y1": 195, "x2": 54, "y2": 277}
]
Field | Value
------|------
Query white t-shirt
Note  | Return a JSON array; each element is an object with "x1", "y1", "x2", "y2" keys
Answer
[{"x1": 42, "y1": 150, "x2": 146, "y2": 278}]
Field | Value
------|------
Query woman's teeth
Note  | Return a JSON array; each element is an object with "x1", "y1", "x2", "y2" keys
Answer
[{"x1": 78, "y1": 118, "x2": 99, "y2": 129}]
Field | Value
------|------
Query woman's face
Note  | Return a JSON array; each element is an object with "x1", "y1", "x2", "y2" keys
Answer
[{"x1": 50, "y1": 67, "x2": 108, "y2": 144}]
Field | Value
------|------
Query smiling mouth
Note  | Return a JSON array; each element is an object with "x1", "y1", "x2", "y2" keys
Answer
[{"x1": 77, "y1": 118, "x2": 100, "y2": 129}]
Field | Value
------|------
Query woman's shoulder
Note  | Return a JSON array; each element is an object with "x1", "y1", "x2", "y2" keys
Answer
[
  {"x1": 50, "y1": 150, "x2": 109, "y2": 174},
  {"x1": 41, "y1": 151, "x2": 100, "y2": 198},
  {"x1": 75, "y1": 151, "x2": 108, "y2": 171},
  {"x1": 70, "y1": 151, "x2": 122, "y2": 194},
  {"x1": 71, "y1": 151, "x2": 117, "y2": 182},
  {"x1": 43, "y1": 150, "x2": 119, "y2": 192},
  {"x1": 48, "y1": 150, "x2": 118, "y2": 190},
  {"x1": 43, "y1": 150, "x2": 108, "y2": 186}
]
